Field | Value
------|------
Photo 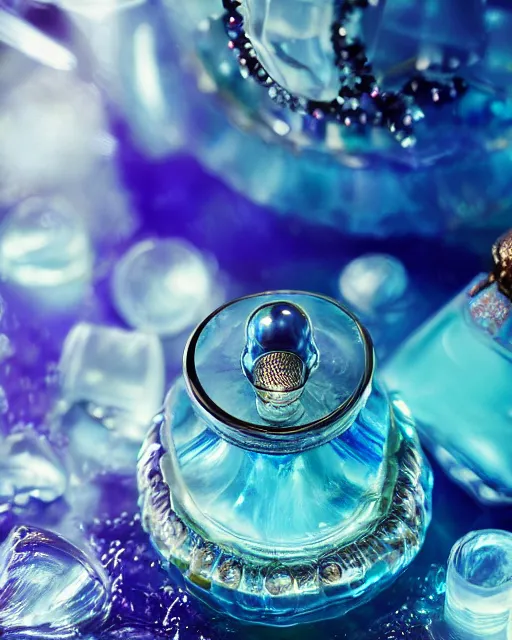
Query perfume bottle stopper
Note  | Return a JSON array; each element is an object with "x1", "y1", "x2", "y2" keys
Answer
[
  {"x1": 492, "y1": 230, "x2": 512, "y2": 299},
  {"x1": 471, "y1": 229, "x2": 512, "y2": 299},
  {"x1": 241, "y1": 301, "x2": 319, "y2": 421}
]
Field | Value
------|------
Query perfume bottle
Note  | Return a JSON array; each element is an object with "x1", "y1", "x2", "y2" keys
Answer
[
  {"x1": 138, "y1": 291, "x2": 432, "y2": 625},
  {"x1": 384, "y1": 230, "x2": 512, "y2": 506}
]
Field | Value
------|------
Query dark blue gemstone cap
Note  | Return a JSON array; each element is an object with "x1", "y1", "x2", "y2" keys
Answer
[{"x1": 241, "y1": 301, "x2": 319, "y2": 388}]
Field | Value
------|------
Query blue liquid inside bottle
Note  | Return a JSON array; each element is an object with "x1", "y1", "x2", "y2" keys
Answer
[{"x1": 384, "y1": 273, "x2": 512, "y2": 506}]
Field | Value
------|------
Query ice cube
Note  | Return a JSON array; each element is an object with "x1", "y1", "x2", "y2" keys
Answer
[
  {"x1": 0, "y1": 431, "x2": 67, "y2": 509},
  {"x1": 59, "y1": 322, "x2": 165, "y2": 434}
]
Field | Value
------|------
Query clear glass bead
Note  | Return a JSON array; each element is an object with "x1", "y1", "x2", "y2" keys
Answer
[
  {"x1": 339, "y1": 254, "x2": 409, "y2": 317},
  {"x1": 445, "y1": 529, "x2": 512, "y2": 639},
  {"x1": 338, "y1": 254, "x2": 423, "y2": 360}
]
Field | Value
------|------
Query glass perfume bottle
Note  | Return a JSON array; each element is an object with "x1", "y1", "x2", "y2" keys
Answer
[
  {"x1": 138, "y1": 291, "x2": 432, "y2": 626},
  {"x1": 384, "y1": 230, "x2": 512, "y2": 506}
]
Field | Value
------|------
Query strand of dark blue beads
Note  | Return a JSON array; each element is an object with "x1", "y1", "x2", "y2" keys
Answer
[
  {"x1": 222, "y1": 0, "x2": 468, "y2": 144},
  {"x1": 403, "y1": 74, "x2": 468, "y2": 106},
  {"x1": 222, "y1": 0, "x2": 307, "y2": 113},
  {"x1": 306, "y1": 0, "x2": 373, "y2": 128},
  {"x1": 222, "y1": 0, "x2": 418, "y2": 143}
]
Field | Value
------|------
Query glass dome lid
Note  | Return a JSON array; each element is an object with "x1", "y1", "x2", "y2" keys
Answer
[{"x1": 184, "y1": 291, "x2": 374, "y2": 450}]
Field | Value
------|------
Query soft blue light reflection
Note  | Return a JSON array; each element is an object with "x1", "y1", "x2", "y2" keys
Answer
[{"x1": 0, "y1": 10, "x2": 76, "y2": 71}]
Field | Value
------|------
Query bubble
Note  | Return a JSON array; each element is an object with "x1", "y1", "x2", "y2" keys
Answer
[{"x1": 112, "y1": 238, "x2": 221, "y2": 337}]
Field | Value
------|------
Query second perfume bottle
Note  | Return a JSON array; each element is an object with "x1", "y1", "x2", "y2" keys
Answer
[{"x1": 384, "y1": 231, "x2": 512, "y2": 506}]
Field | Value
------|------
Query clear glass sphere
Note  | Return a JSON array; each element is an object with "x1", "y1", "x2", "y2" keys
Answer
[
  {"x1": 112, "y1": 238, "x2": 219, "y2": 337},
  {"x1": 339, "y1": 253, "x2": 409, "y2": 317},
  {"x1": 0, "y1": 197, "x2": 92, "y2": 289}
]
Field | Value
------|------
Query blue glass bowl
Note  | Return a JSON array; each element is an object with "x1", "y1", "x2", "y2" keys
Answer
[{"x1": 108, "y1": 0, "x2": 512, "y2": 235}]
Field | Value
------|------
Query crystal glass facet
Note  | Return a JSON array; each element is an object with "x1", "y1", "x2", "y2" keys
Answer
[
  {"x1": 239, "y1": 0, "x2": 340, "y2": 102},
  {"x1": 138, "y1": 291, "x2": 432, "y2": 625},
  {"x1": 384, "y1": 240, "x2": 512, "y2": 505},
  {"x1": 59, "y1": 322, "x2": 165, "y2": 437},
  {"x1": 0, "y1": 525, "x2": 110, "y2": 637}
]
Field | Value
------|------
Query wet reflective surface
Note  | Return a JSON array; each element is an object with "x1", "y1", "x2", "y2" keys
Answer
[{"x1": 0, "y1": 1, "x2": 510, "y2": 639}]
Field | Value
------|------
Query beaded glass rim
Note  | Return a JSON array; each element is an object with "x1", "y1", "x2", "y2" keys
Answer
[
  {"x1": 222, "y1": 0, "x2": 468, "y2": 146},
  {"x1": 138, "y1": 411, "x2": 432, "y2": 605},
  {"x1": 184, "y1": 290, "x2": 375, "y2": 437}
]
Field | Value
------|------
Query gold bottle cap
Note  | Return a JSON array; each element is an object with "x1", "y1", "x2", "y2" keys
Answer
[
  {"x1": 492, "y1": 230, "x2": 512, "y2": 300},
  {"x1": 469, "y1": 229, "x2": 512, "y2": 300},
  {"x1": 468, "y1": 229, "x2": 512, "y2": 340}
]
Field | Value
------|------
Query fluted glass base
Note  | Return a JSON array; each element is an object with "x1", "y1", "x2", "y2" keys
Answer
[{"x1": 138, "y1": 383, "x2": 432, "y2": 626}]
